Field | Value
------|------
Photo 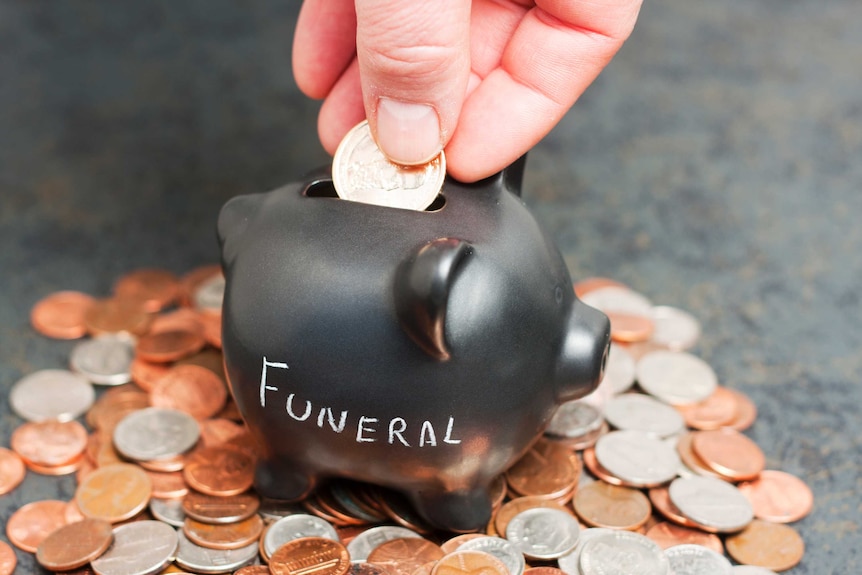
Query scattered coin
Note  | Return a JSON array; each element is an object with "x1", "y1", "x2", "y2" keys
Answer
[
  {"x1": 136, "y1": 328, "x2": 207, "y2": 363},
  {"x1": 114, "y1": 268, "x2": 180, "y2": 313},
  {"x1": 458, "y1": 536, "x2": 525, "y2": 575},
  {"x1": 599, "y1": 343, "x2": 636, "y2": 394},
  {"x1": 432, "y1": 550, "x2": 510, "y2": 575},
  {"x1": 184, "y1": 514, "x2": 264, "y2": 550},
  {"x1": 183, "y1": 446, "x2": 255, "y2": 496},
  {"x1": 367, "y1": 537, "x2": 444, "y2": 575},
  {"x1": 83, "y1": 297, "x2": 151, "y2": 337},
  {"x1": 593, "y1": 430, "x2": 680, "y2": 487},
  {"x1": 579, "y1": 286, "x2": 653, "y2": 317},
  {"x1": 0, "y1": 448, "x2": 26, "y2": 494},
  {"x1": 91, "y1": 520, "x2": 179, "y2": 575},
  {"x1": 0, "y1": 541, "x2": 16, "y2": 575},
  {"x1": 76, "y1": 463, "x2": 152, "y2": 523},
  {"x1": 35, "y1": 517, "x2": 113, "y2": 571},
  {"x1": 31, "y1": 290, "x2": 97, "y2": 339},
  {"x1": 725, "y1": 388, "x2": 758, "y2": 431},
  {"x1": 668, "y1": 476, "x2": 754, "y2": 533},
  {"x1": 691, "y1": 428, "x2": 765, "y2": 482},
  {"x1": 346, "y1": 524, "x2": 424, "y2": 562},
  {"x1": 649, "y1": 305, "x2": 701, "y2": 351},
  {"x1": 10, "y1": 419, "x2": 88, "y2": 471},
  {"x1": 505, "y1": 507, "x2": 580, "y2": 560},
  {"x1": 737, "y1": 469, "x2": 813, "y2": 523},
  {"x1": 182, "y1": 491, "x2": 261, "y2": 524},
  {"x1": 150, "y1": 364, "x2": 228, "y2": 420},
  {"x1": 70, "y1": 333, "x2": 136, "y2": 385},
  {"x1": 664, "y1": 543, "x2": 732, "y2": 575},
  {"x1": 675, "y1": 386, "x2": 739, "y2": 431},
  {"x1": 6, "y1": 500, "x2": 68, "y2": 553},
  {"x1": 332, "y1": 120, "x2": 445, "y2": 211},
  {"x1": 505, "y1": 439, "x2": 579, "y2": 501},
  {"x1": 193, "y1": 272, "x2": 226, "y2": 314},
  {"x1": 9, "y1": 368, "x2": 95, "y2": 422},
  {"x1": 578, "y1": 530, "x2": 669, "y2": 575},
  {"x1": 644, "y1": 521, "x2": 723, "y2": 554},
  {"x1": 636, "y1": 350, "x2": 718, "y2": 405},
  {"x1": 263, "y1": 513, "x2": 340, "y2": 559},
  {"x1": 725, "y1": 520, "x2": 804, "y2": 572},
  {"x1": 603, "y1": 393, "x2": 686, "y2": 438},
  {"x1": 269, "y1": 536, "x2": 351, "y2": 575},
  {"x1": 112, "y1": 406, "x2": 200, "y2": 462},
  {"x1": 573, "y1": 481, "x2": 651, "y2": 531},
  {"x1": 150, "y1": 497, "x2": 187, "y2": 527}
]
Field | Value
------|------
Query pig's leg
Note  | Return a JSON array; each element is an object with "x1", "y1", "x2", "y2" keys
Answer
[
  {"x1": 254, "y1": 457, "x2": 314, "y2": 501},
  {"x1": 409, "y1": 485, "x2": 494, "y2": 533}
]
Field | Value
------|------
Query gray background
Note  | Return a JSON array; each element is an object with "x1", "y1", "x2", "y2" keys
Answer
[{"x1": 1, "y1": 1, "x2": 860, "y2": 572}]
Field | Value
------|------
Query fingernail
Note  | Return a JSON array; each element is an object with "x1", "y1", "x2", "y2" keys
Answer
[{"x1": 376, "y1": 98, "x2": 442, "y2": 165}]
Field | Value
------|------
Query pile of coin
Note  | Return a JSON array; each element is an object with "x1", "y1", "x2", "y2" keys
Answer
[{"x1": 0, "y1": 269, "x2": 810, "y2": 574}]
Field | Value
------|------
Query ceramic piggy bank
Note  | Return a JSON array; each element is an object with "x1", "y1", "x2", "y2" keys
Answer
[{"x1": 217, "y1": 159, "x2": 610, "y2": 532}]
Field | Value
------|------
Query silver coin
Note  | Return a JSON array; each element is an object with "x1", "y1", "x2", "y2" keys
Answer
[
  {"x1": 69, "y1": 333, "x2": 135, "y2": 385},
  {"x1": 194, "y1": 273, "x2": 225, "y2": 313},
  {"x1": 346, "y1": 525, "x2": 423, "y2": 562},
  {"x1": 332, "y1": 120, "x2": 445, "y2": 211},
  {"x1": 636, "y1": 350, "x2": 717, "y2": 405},
  {"x1": 579, "y1": 286, "x2": 653, "y2": 316},
  {"x1": 174, "y1": 529, "x2": 258, "y2": 574},
  {"x1": 505, "y1": 507, "x2": 580, "y2": 560},
  {"x1": 602, "y1": 343, "x2": 636, "y2": 395},
  {"x1": 663, "y1": 435, "x2": 696, "y2": 479},
  {"x1": 664, "y1": 544, "x2": 732, "y2": 575},
  {"x1": 578, "y1": 530, "x2": 669, "y2": 575},
  {"x1": 594, "y1": 430, "x2": 680, "y2": 487},
  {"x1": 149, "y1": 497, "x2": 186, "y2": 527},
  {"x1": 650, "y1": 306, "x2": 701, "y2": 351},
  {"x1": 546, "y1": 400, "x2": 604, "y2": 439},
  {"x1": 732, "y1": 567, "x2": 778, "y2": 575},
  {"x1": 459, "y1": 536, "x2": 526, "y2": 575},
  {"x1": 9, "y1": 368, "x2": 94, "y2": 422},
  {"x1": 668, "y1": 476, "x2": 754, "y2": 533},
  {"x1": 113, "y1": 407, "x2": 200, "y2": 462},
  {"x1": 557, "y1": 528, "x2": 614, "y2": 575},
  {"x1": 91, "y1": 520, "x2": 178, "y2": 575},
  {"x1": 263, "y1": 513, "x2": 340, "y2": 559},
  {"x1": 603, "y1": 393, "x2": 685, "y2": 437}
]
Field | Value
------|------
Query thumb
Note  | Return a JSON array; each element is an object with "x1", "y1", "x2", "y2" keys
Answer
[{"x1": 356, "y1": 0, "x2": 470, "y2": 165}]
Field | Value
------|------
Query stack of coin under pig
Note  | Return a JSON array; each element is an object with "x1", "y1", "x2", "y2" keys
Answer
[{"x1": 0, "y1": 270, "x2": 810, "y2": 574}]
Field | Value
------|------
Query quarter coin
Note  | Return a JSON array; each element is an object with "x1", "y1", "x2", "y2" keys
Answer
[
  {"x1": 668, "y1": 476, "x2": 754, "y2": 533},
  {"x1": 91, "y1": 521, "x2": 179, "y2": 575},
  {"x1": 112, "y1": 406, "x2": 200, "y2": 462},
  {"x1": 593, "y1": 430, "x2": 680, "y2": 486},
  {"x1": 636, "y1": 350, "x2": 718, "y2": 405},
  {"x1": 10, "y1": 369, "x2": 95, "y2": 422}
]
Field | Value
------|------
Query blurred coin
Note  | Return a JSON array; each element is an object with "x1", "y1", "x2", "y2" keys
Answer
[
  {"x1": 84, "y1": 298, "x2": 151, "y2": 337},
  {"x1": 458, "y1": 536, "x2": 525, "y2": 575},
  {"x1": 691, "y1": 428, "x2": 765, "y2": 482},
  {"x1": 556, "y1": 528, "x2": 613, "y2": 575},
  {"x1": 725, "y1": 388, "x2": 758, "y2": 431},
  {"x1": 180, "y1": 264, "x2": 222, "y2": 307},
  {"x1": 674, "y1": 433, "x2": 723, "y2": 479},
  {"x1": 603, "y1": 393, "x2": 685, "y2": 437},
  {"x1": 136, "y1": 329, "x2": 206, "y2": 363},
  {"x1": 332, "y1": 120, "x2": 445, "y2": 212},
  {"x1": 494, "y1": 497, "x2": 571, "y2": 540},
  {"x1": 545, "y1": 401, "x2": 604, "y2": 439},
  {"x1": 505, "y1": 439, "x2": 579, "y2": 500},
  {"x1": 432, "y1": 550, "x2": 509, "y2": 575},
  {"x1": 263, "y1": 514, "x2": 340, "y2": 559},
  {"x1": 175, "y1": 528, "x2": 258, "y2": 574},
  {"x1": 578, "y1": 530, "x2": 668, "y2": 575},
  {"x1": 579, "y1": 286, "x2": 653, "y2": 317},
  {"x1": 11, "y1": 419, "x2": 88, "y2": 470},
  {"x1": 440, "y1": 533, "x2": 487, "y2": 555},
  {"x1": 31, "y1": 290, "x2": 96, "y2": 339},
  {"x1": 183, "y1": 514, "x2": 264, "y2": 550},
  {"x1": 366, "y1": 537, "x2": 444, "y2": 575},
  {"x1": 664, "y1": 543, "x2": 732, "y2": 575},
  {"x1": 150, "y1": 497, "x2": 187, "y2": 527},
  {"x1": 636, "y1": 350, "x2": 717, "y2": 405},
  {"x1": 193, "y1": 273, "x2": 226, "y2": 314},
  {"x1": 573, "y1": 482, "x2": 651, "y2": 531},
  {"x1": 114, "y1": 268, "x2": 180, "y2": 313},
  {"x1": 675, "y1": 387, "x2": 738, "y2": 430},
  {"x1": 573, "y1": 278, "x2": 628, "y2": 298},
  {"x1": 649, "y1": 306, "x2": 701, "y2": 351},
  {"x1": 183, "y1": 446, "x2": 255, "y2": 496},
  {"x1": 149, "y1": 307, "x2": 206, "y2": 335},
  {"x1": 0, "y1": 448, "x2": 26, "y2": 494},
  {"x1": 648, "y1": 486, "x2": 700, "y2": 529},
  {"x1": 668, "y1": 476, "x2": 753, "y2": 533},
  {"x1": 505, "y1": 507, "x2": 580, "y2": 560},
  {"x1": 347, "y1": 524, "x2": 423, "y2": 562},
  {"x1": 0, "y1": 541, "x2": 16, "y2": 575},
  {"x1": 182, "y1": 491, "x2": 261, "y2": 524},
  {"x1": 645, "y1": 521, "x2": 723, "y2": 554},
  {"x1": 150, "y1": 364, "x2": 227, "y2": 420},
  {"x1": 198, "y1": 418, "x2": 248, "y2": 450},
  {"x1": 725, "y1": 520, "x2": 804, "y2": 572},
  {"x1": 147, "y1": 469, "x2": 189, "y2": 499},
  {"x1": 600, "y1": 343, "x2": 636, "y2": 395},
  {"x1": 91, "y1": 520, "x2": 178, "y2": 575},
  {"x1": 581, "y1": 447, "x2": 625, "y2": 487},
  {"x1": 593, "y1": 430, "x2": 680, "y2": 487},
  {"x1": 736, "y1": 470, "x2": 813, "y2": 523},
  {"x1": 269, "y1": 537, "x2": 350, "y2": 575},
  {"x1": 113, "y1": 407, "x2": 200, "y2": 462},
  {"x1": 70, "y1": 333, "x2": 135, "y2": 385},
  {"x1": 606, "y1": 310, "x2": 654, "y2": 343},
  {"x1": 10, "y1": 369, "x2": 95, "y2": 422},
  {"x1": 76, "y1": 463, "x2": 152, "y2": 523},
  {"x1": 5, "y1": 500, "x2": 68, "y2": 552},
  {"x1": 36, "y1": 517, "x2": 113, "y2": 571}
]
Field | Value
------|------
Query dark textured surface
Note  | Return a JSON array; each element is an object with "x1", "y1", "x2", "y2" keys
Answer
[{"x1": 1, "y1": 1, "x2": 860, "y2": 572}]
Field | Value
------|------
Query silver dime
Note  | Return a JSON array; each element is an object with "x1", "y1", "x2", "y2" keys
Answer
[
  {"x1": 636, "y1": 350, "x2": 717, "y2": 405},
  {"x1": 113, "y1": 407, "x2": 200, "y2": 462},
  {"x1": 594, "y1": 430, "x2": 680, "y2": 487},
  {"x1": 263, "y1": 513, "x2": 340, "y2": 559},
  {"x1": 91, "y1": 520, "x2": 178, "y2": 575},
  {"x1": 557, "y1": 528, "x2": 614, "y2": 575},
  {"x1": 579, "y1": 286, "x2": 653, "y2": 316},
  {"x1": 70, "y1": 333, "x2": 135, "y2": 385},
  {"x1": 602, "y1": 343, "x2": 636, "y2": 395},
  {"x1": 603, "y1": 393, "x2": 685, "y2": 437},
  {"x1": 732, "y1": 567, "x2": 778, "y2": 575},
  {"x1": 346, "y1": 525, "x2": 422, "y2": 562},
  {"x1": 505, "y1": 507, "x2": 580, "y2": 560},
  {"x1": 175, "y1": 529, "x2": 258, "y2": 574},
  {"x1": 649, "y1": 306, "x2": 701, "y2": 351},
  {"x1": 668, "y1": 476, "x2": 754, "y2": 533},
  {"x1": 332, "y1": 120, "x2": 445, "y2": 211},
  {"x1": 149, "y1": 497, "x2": 186, "y2": 527},
  {"x1": 664, "y1": 544, "x2": 732, "y2": 575},
  {"x1": 194, "y1": 273, "x2": 225, "y2": 313},
  {"x1": 459, "y1": 536, "x2": 526, "y2": 575},
  {"x1": 578, "y1": 530, "x2": 669, "y2": 575},
  {"x1": 9, "y1": 369, "x2": 94, "y2": 422},
  {"x1": 546, "y1": 400, "x2": 604, "y2": 438}
]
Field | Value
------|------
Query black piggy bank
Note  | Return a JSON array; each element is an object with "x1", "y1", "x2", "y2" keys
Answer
[{"x1": 217, "y1": 158, "x2": 610, "y2": 532}]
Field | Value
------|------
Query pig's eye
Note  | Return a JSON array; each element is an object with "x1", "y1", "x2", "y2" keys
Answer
[{"x1": 555, "y1": 286, "x2": 564, "y2": 304}]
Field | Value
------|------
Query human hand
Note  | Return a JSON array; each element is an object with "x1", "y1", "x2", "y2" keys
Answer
[{"x1": 293, "y1": 0, "x2": 642, "y2": 182}]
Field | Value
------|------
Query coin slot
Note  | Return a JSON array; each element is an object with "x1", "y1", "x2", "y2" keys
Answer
[{"x1": 303, "y1": 180, "x2": 446, "y2": 212}]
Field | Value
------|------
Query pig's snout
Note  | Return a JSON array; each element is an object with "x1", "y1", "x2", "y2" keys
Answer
[{"x1": 554, "y1": 299, "x2": 611, "y2": 402}]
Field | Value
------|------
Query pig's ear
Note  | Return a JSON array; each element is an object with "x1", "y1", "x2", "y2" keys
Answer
[
  {"x1": 394, "y1": 238, "x2": 473, "y2": 361},
  {"x1": 217, "y1": 194, "x2": 260, "y2": 262}
]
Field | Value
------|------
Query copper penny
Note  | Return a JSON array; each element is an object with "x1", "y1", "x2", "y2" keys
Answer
[
  {"x1": 6, "y1": 499, "x2": 68, "y2": 552},
  {"x1": 179, "y1": 264, "x2": 223, "y2": 308},
  {"x1": 182, "y1": 490, "x2": 260, "y2": 524},
  {"x1": 494, "y1": 496, "x2": 570, "y2": 537},
  {"x1": 573, "y1": 481, "x2": 651, "y2": 531},
  {"x1": 675, "y1": 432, "x2": 723, "y2": 479},
  {"x1": 10, "y1": 419, "x2": 88, "y2": 468},
  {"x1": 269, "y1": 536, "x2": 351, "y2": 575},
  {"x1": 675, "y1": 386, "x2": 739, "y2": 430},
  {"x1": 35, "y1": 517, "x2": 113, "y2": 571},
  {"x1": 24, "y1": 453, "x2": 86, "y2": 476},
  {"x1": 606, "y1": 310, "x2": 655, "y2": 343},
  {"x1": 367, "y1": 538, "x2": 445, "y2": 575},
  {"x1": 440, "y1": 533, "x2": 487, "y2": 555},
  {"x1": 0, "y1": 447, "x2": 26, "y2": 494},
  {"x1": 726, "y1": 388, "x2": 758, "y2": 431},
  {"x1": 645, "y1": 521, "x2": 723, "y2": 554},
  {"x1": 177, "y1": 348, "x2": 227, "y2": 379},
  {"x1": 130, "y1": 356, "x2": 172, "y2": 391},
  {"x1": 114, "y1": 268, "x2": 180, "y2": 313},
  {"x1": 573, "y1": 277, "x2": 628, "y2": 298},
  {"x1": 198, "y1": 311, "x2": 223, "y2": 348},
  {"x1": 183, "y1": 514, "x2": 264, "y2": 550},
  {"x1": 0, "y1": 541, "x2": 16, "y2": 575},
  {"x1": 737, "y1": 469, "x2": 813, "y2": 523},
  {"x1": 136, "y1": 329, "x2": 206, "y2": 363},
  {"x1": 183, "y1": 446, "x2": 255, "y2": 496},
  {"x1": 505, "y1": 439, "x2": 579, "y2": 499},
  {"x1": 647, "y1": 486, "x2": 699, "y2": 528},
  {"x1": 432, "y1": 550, "x2": 510, "y2": 575},
  {"x1": 725, "y1": 519, "x2": 805, "y2": 572},
  {"x1": 691, "y1": 427, "x2": 765, "y2": 481},
  {"x1": 84, "y1": 297, "x2": 151, "y2": 336},
  {"x1": 31, "y1": 290, "x2": 96, "y2": 339},
  {"x1": 198, "y1": 418, "x2": 248, "y2": 449},
  {"x1": 148, "y1": 470, "x2": 190, "y2": 499},
  {"x1": 87, "y1": 385, "x2": 151, "y2": 431},
  {"x1": 149, "y1": 307, "x2": 205, "y2": 335},
  {"x1": 150, "y1": 364, "x2": 227, "y2": 420},
  {"x1": 76, "y1": 463, "x2": 152, "y2": 523}
]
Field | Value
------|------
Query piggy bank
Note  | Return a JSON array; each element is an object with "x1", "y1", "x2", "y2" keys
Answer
[{"x1": 217, "y1": 158, "x2": 610, "y2": 532}]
